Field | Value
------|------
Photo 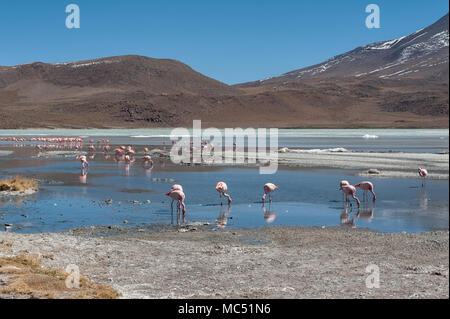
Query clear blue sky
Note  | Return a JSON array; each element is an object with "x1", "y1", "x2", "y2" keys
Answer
[{"x1": 0, "y1": 0, "x2": 448, "y2": 84}]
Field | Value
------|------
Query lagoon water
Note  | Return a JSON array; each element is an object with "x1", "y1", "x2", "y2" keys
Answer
[
  {"x1": 0, "y1": 129, "x2": 448, "y2": 233},
  {"x1": 1, "y1": 128, "x2": 448, "y2": 152}
]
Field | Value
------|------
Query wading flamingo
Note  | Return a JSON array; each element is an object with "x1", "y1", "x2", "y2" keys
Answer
[
  {"x1": 262, "y1": 183, "x2": 278, "y2": 203},
  {"x1": 418, "y1": 168, "x2": 428, "y2": 187},
  {"x1": 340, "y1": 184, "x2": 360, "y2": 207},
  {"x1": 354, "y1": 181, "x2": 376, "y2": 202},
  {"x1": 168, "y1": 185, "x2": 183, "y2": 210},
  {"x1": 76, "y1": 155, "x2": 89, "y2": 170},
  {"x1": 142, "y1": 155, "x2": 154, "y2": 167},
  {"x1": 166, "y1": 189, "x2": 186, "y2": 215},
  {"x1": 340, "y1": 180, "x2": 350, "y2": 201},
  {"x1": 216, "y1": 181, "x2": 232, "y2": 205}
]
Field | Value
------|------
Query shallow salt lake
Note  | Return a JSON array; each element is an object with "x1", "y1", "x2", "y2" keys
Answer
[
  {"x1": 0, "y1": 159, "x2": 448, "y2": 233},
  {"x1": 0, "y1": 129, "x2": 448, "y2": 233}
]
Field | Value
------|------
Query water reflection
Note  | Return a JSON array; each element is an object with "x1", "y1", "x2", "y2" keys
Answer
[
  {"x1": 216, "y1": 204, "x2": 231, "y2": 228},
  {"x1": 262, "y1": 203, "x2": 277, "y2": 224},
  {"x1": 356, "y1": 204, "x2": 375, "y2": 222},
  {"x1": 419, "y1": 188, "x2": 428, "y2": 210},
  {"x1": 340, "y1": 205, "x2": 356, "y2": 228},
  {"x1": 341, "y1": 202, "x2": 376, "y2": 228},
  {"x1": 79, "y1": 167, "x2": 88, "y2": 184}
]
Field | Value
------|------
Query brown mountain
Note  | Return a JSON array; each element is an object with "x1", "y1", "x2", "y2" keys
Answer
[
  {"x1": 236, "y1": 13, "x2": 449, "y2": 127},
  {"x1": 0, "y1": 14, "x2": 448, "y2": 129}
]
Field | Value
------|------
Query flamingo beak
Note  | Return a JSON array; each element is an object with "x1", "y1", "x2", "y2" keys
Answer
[{"x1": 165, "y1": 192, "x2": 171, "y2": 196}]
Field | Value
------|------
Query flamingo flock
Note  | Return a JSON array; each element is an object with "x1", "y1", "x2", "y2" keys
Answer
[
  {"x1": 69, "y1": 139, "x2": 431, "y2": 218},
  {"x1": 1, "y1": 136, "x2": 85, "y2": 150}
]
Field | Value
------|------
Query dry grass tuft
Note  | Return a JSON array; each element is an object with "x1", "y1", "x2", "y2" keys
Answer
[
  {"x1": 0, "y1": 255, "x2": 119, "y2": 299},
  {"x1": 0, "y1": 176, "x2": 38, "y2": 192}
]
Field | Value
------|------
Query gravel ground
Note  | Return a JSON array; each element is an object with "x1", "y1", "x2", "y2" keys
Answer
[{"x1": 0, "y1": 225, "x2": 448, "y2": 299}]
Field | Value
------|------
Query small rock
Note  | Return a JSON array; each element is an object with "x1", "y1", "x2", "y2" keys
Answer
[
  {"x1": 123, "y1": 220, "x2": 129, "y2": 224},
  {"x1": 105, "y1": 199, "x2": 113, "y2": 205},
  {"x1": 367, "y1": 169, "x2": 381, "y2": 175}
]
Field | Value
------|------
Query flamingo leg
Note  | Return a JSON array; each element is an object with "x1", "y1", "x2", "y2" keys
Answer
[
  {"x1": 352, "y1": 194, "x2": 360, "y2": 207},
  {"x1": 371, "y1": 190, "x2": 376, "y2": 202},
  {"x1": 224, "y1": 193, "x2": 232, "y2": 204}
]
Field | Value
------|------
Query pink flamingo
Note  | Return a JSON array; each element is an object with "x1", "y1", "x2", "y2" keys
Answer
[
  {"x1": 113, "y1": 148, "x2": 125, "y2": 156},
  {"x1": 126, "y1": 146, "x2": 136, "y2": 156},
  {"x1": 142, "y1": 155, "x2": 154, "y2": 166},
  {"x1": 418, "y1": 168, "x2": 428, "y2": 187},
  {"x1": 124, "y1": 155, "x2": 135, "y2": 164},
  {"x1": 215, "y1": 181, "x2": 232, "y2": 205},
  {"x1": 354, "y1": 181, "x2": 376, "y2": 202},
  {"x1": 340, "y1": 183, "x2": 360, "y2": 207},
  {"x1": 262, "y1": 183, "x2": 278, "y2": 203},
  {"x1": 166, "y1": 189, "x2": 186, "y2": 215},
  {"x1": 76, "y1": 155, "x2": 89, "y2": 171},
  {"x1": 168, "y1": 184, "x2": 183, "y2": 209},
  {"x1": 340, "y1": 180, "x2": 350, "y2": 201}
]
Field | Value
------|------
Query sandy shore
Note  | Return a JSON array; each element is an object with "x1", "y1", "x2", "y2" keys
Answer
[
  {"x1": 1, "y1": 225, "x2": 448, "y2": 299},
  {"x1": 195, "y1": 149, "x2": 449, "y2": 180}
]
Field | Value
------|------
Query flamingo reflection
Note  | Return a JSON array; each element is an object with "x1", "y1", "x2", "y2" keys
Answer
[
  {"x1": 340, "y1": 205, "x2": 356, "y2": 228},
  {"x1": 262, "y1": 203, "x2": 277, "y2": 223},
  {"x1": 216, "y1": 204, "x2": 232, "y2": 228}
]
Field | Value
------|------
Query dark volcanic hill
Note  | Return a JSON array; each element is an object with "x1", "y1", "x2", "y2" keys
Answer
[
  {"x1": 0, "y1": 14, "x2": 448, "y2": 129},
  {"x1": 0, "y1": 55, "x2": 243, "y2": 128}
]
